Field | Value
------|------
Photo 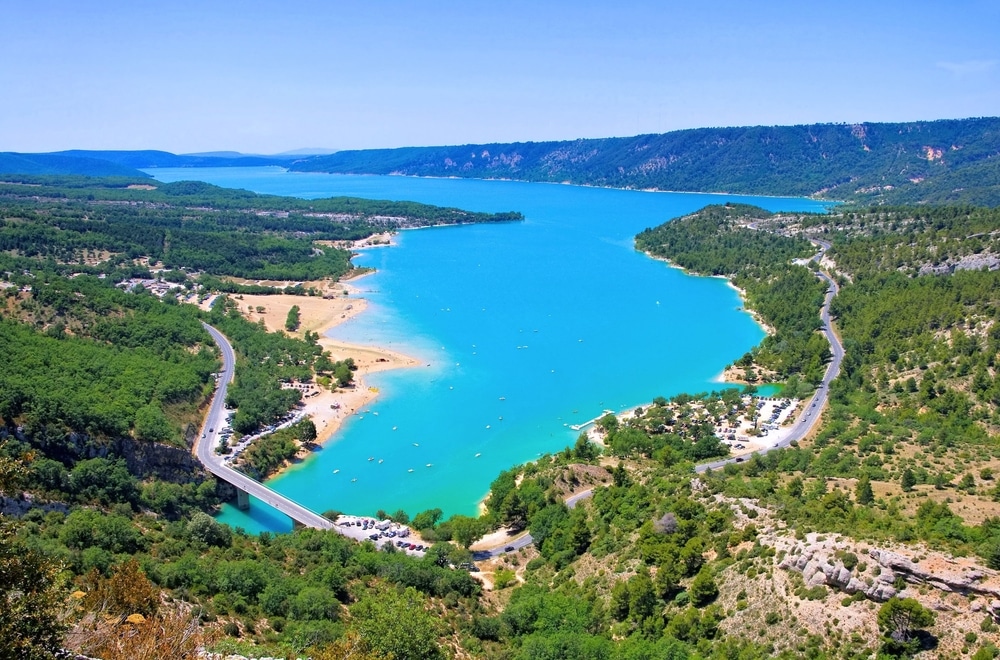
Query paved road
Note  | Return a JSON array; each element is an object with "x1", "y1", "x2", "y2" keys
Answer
[
  {"x1": 472, "y1": 239, "x2": 845, "y2": 557},
  {"x1": 472, "y1": 487, "x2": 597, "y2": 559},
  {"x1": 695, "y1": 238, "x2": 843, "y2": 472},
  {"x1": 198, "y1": 323, "x2": 334, "y2": 530}
]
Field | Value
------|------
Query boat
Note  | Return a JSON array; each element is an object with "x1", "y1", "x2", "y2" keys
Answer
[
  {"x1": 333, "y1": 469, "x2": 340, "y2": 474},
  {"x1": 485, "y1": 425, "x2": 491, "y2": 429},
  {"x1": 408, "y1": 468, "x2": 414, "y2": 472},
  {"x1": 351, "y1": 478, "x2": 357, "y2": 483},
  {"x1": 392, "y1": 426, "x2": 397, "y2": 431},
  {"x1": 412, "y1": 442, "x2": 419, "y2": 447},
  {"x1": 378, "y1": 459, "x2": 384, "y2": 464},
  {"x1": 426, "y1": 463, "x2": 433, "y2": 467},
  {"x1": 474, "y1": 453, "x2": 481, "y2": 458},
  {"x1": 368, "y1": 456, "x2": 374, "y2": 461}
]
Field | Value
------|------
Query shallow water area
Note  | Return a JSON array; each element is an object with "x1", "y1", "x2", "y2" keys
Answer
[{"x1": 146, "y1": 167, "x2": 830, "y2": 533}]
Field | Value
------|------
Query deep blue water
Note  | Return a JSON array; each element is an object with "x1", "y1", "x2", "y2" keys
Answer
[{"x1": 146, "y1": 168, "x2": 830, "y2": 532}]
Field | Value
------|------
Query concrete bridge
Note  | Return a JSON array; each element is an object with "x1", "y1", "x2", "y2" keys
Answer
[{"x1": 197, "y1": 322, "x2": 334, "y2": 531}]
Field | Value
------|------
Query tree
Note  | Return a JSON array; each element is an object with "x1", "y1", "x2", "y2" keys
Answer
[
  {"x1": 80, "y1": 558, "x2": 160, "y2": 618},
  {"x1": 689, "y1": 567, "x2": 718, "y2": 607},
  {"x1": 856, "y1": 474, "x2": 875, "y2": 505},
  {"x1": 285, "y1": 305, "x2": 301, "y2": 331},
  {"x1": 900, "y1": 468, "x2": 916, "y2": 493},
  {"x1": 186, "y1": 512, "x2": 232, "y2": 548},
  {"x1": 299, "y1": 419, "x2": 317, "y2": 443},
  {"x1": 628, "y1": 568, "x2": 657, "y2": 622},
  {"x1": 450, "y1": 515, "x2": 485, "y2": 549},
  {"x1": 133, "y1": 403, "x2": 173, "y2": 443},
  {"x1": 572, "y1": 434, "x2": 599, "y2": 461},
  {"x1": 878, "y1": 597, "x2": 935, "y2": 653},
  {"x1": 500, "y1": 491, "x2": 528, "y2": 531},
  {"x1": 411, "y1": 508, "x2": 443, "y2": 532},
  {"x1": 609, "y1": 581, "x2": 630, "y2": 622},
  {"x1": 654, "y1": 512, "x2": 679, "y2": 535},
  {"x1": 0, "y1": 504, "x2": 66, "y2": 659},
  {"x1": 333, "y1": 362, "x2": 353, "y2": 388},
  {"x1": 351, "y1": 586, "x2": 441, "y2": 659}
]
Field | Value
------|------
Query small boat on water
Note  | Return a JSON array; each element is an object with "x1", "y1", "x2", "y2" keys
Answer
[
  {"x1": 392, "y1": 426, "x2": 397, "y2": 431},
  {"x1": 378, "y1": 459, "x2": 384, "y2": 464},
  {"x1": 351, "y1": 478, "x2": 357, "y2": 483},
  {"x1": 368, "y1": 456, "x2": 374, "y2": 461},
  {"x1": 408, "y1": 468, "x2": 414, "y2": 472},
  {"x1": 485, "y1": 425, "x2": 491, "y2": 429},
  {"x1": 475, "y1": 453, "x2": 481, "y2": 458},
  {"x1": 426, "y1": 463, "x2": 433, "y2": 468},
  {"x1": 412, "y1": 442, "x2": 419, "y2": 447},
  {"x1": 333, "y1": 469, "x2": 340, "y2": 474}
]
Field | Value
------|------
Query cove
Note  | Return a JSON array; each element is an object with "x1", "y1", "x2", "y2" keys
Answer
[{"x1": 147, "y1": 167, "x2": 832, "y2": 533}]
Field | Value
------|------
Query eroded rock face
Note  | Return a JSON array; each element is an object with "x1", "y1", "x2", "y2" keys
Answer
[
  {"x1": 868, "y1": 548, "x2": 1000, "y2": 599},
  {"x1": 2, "y1": 426, "x2": 207, "y2": 484},
  {"x1": 773, "y1": 533, "x2": 1000, "y2": 604}
]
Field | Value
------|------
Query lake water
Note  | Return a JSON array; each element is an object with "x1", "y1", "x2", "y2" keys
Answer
[{"x1": 147, "y1": 167, "x2": 830, "y2": 533}]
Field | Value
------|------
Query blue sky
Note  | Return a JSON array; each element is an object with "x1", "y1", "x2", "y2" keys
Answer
[{"x1": 1, "y1": 0, "x2": 997, "y2": 153}]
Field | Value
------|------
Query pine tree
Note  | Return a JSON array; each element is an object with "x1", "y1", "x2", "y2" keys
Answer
[
  {"x1": 856, "y1": 474, "x2": 875, "y2": 505},
  {"x1": 900, "y1": 468, "x2": 917, "y2": 493}
]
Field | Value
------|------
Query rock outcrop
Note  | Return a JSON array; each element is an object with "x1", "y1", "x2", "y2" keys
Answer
[
  {"x1": 772, "y1": 532, "x2": 1000, "y2": 606},
  {"x1": 2, "y1": 425, "x2": 208, "y2": 484}
]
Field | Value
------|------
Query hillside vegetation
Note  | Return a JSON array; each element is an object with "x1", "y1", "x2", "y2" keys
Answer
[
  {"x1": 8, "y1": 118, "x2": 999, "y2": 207},
  {"x1": 6, "y1": 177, "x2": 1000, "y2": 659},
  {"x1": 291, "y1": 118, "x2": 1000, "y2": 206}
]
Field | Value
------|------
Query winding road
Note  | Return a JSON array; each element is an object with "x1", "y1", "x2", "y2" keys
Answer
[
  {"x1": 695, "y1": 237, "x2": 843, "y2": 472},
  {"x1": 198, "y1": 322, "x2": 334, "y2": 530},
  {"x1": 196, "y1": 236, "x2": 842, "y2": 552},
  {"x1": 474, "y1": 238, "x2": 845, "y2": 557}
]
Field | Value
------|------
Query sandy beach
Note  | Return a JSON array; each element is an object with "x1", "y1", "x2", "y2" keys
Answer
[{"x1": 231, "y1": 271, "x2": 420, "y2": 454}]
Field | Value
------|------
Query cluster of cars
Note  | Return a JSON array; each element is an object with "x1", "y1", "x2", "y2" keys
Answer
[
  {"x1": 221, "y1": 411, "x2": 303, "y2": 461},
  {"x1": 393, "y1": 540, "x2": 426, "y2": 551},
  {"x1": 339, "y1": 518, "x2": 409, "y2": 536},
  {"x1": 337, "y1": 518, "x2": 426, "y2": 552}
]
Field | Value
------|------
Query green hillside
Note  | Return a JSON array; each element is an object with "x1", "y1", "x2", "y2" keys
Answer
[
  {"x1": 0, "y1": 152, "x2": 150, "y2": 178},
  {"x1": 291, "y1": 118, "x2": 1000, "y2": 206}
]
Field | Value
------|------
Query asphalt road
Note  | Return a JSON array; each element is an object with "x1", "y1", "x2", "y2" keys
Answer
[
  {"x1": 695, "y1": 238, "x2": 843, "y2": 472},
  {"x1": 198, "y1": 322, "x2": 334, "y2": 530},
  {"x1": 472, "y1": 238, "x2": 845, "y2": 557}
]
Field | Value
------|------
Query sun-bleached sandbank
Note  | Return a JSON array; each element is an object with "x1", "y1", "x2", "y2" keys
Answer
[{"x1": 230, "y1": 269, "x2": 420, "y2": 465}]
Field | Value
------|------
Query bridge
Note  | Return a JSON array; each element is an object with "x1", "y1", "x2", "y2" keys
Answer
[{"x1": 197, "y1": 322, "x2": 334, "y2": 531}]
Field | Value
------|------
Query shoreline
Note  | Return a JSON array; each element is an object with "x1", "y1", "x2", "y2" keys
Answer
[
  {"x1": 282, "y1": 168, "x2": 843, "y2": 203},
  {"x1": 231, "y1": 266, "x2": 422, "y2": 478},
  {"x1": 643, "y1": 252, "x2": 778, "y2": 384}
]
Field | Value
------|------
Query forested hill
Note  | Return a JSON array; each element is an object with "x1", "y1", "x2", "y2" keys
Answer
[
  {"x1": 0, "y1": 150, "x2": 295, "y2": 179},
  {"x1": 8, "y1": 117, "x2": 998, "y2": 205},
  {"x1": 290, "y1": 117, "x2": 1000, "y2": 206},
  {"x1": 0, "y1": 176, "x2": 522, "y2": 282},
  {"x1": 0, "y1": 152, "x2": 151, "y2": 178}
]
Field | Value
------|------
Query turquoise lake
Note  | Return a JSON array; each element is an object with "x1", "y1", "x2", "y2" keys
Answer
[{"x1": 146, "y1": 167, "x2": 831, "y2": 533}]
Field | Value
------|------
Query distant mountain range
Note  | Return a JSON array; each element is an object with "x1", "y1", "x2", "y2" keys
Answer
[
  {"x1": 3, "y1": 118, "x2": 998, "y2": 205},
  {"x1": 290, "y1": 118, "x2": 1000, "y2": 206}
]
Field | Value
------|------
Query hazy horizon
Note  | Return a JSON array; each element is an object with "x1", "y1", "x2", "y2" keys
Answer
[{"x1": 2, "y1": 1, "x2": 997, "y2": 154}]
